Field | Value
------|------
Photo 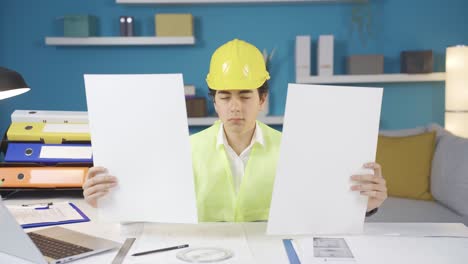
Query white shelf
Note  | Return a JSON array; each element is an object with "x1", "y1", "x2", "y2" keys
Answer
[
  {"x1": 188, "y1": 116, "x2": 284, "y2": 126},
  {"x1": 296, "y1": 73, "x2": 446, "y2": 84},
  {"x1": 45, "y1": 36, "x2": 195, "y2": 46},
  {"x1": 117, "y1": 0, "x2": 364, "y2": 4}
]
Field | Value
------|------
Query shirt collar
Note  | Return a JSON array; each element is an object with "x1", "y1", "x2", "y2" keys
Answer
[{"x1": 217, "y1": 121, "x2": 265, "y2": 149}]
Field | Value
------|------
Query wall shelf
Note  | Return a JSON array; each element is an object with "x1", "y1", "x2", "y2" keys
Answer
[
  {"x1": 45, "y1": 36, "x2": 195, "y2": 46},
  {"x1": 188, "y1": 116, "x2": 284, "y2": 126},
  {"x1": 296, "y1": 73, "x2": 446, "y2": 84},
  {"x1": 117, "y1": 0, "x2": 365, "y2": 4}
]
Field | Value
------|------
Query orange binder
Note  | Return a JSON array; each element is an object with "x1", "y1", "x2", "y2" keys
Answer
[{"x1": 0, "y1": 167, "x2": 88, "y2": 188}]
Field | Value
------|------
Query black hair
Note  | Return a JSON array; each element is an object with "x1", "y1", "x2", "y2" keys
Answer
[{"x1": 208, "y1": 81, "x2": 269, "y2": 101}]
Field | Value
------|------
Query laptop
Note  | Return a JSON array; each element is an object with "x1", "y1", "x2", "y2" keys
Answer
[{"x1": 0, "y1": 200, "x2": 121, "y2": 264}]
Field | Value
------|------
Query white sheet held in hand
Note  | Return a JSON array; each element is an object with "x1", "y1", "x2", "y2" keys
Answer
[
  {"x1": 84, "y1": 74, "x2": 198, "y2": 224},
  {"x1": 267, "y1": 84, "x2": 383, "y2": 235}
]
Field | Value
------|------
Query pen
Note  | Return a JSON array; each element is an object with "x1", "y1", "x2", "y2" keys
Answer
[
  {"x1": 132, "y1": 244, "x2": 189, "y2": 257},
  {"x1": 21, "y1": 202, "x2": 53, "y2": 209}
]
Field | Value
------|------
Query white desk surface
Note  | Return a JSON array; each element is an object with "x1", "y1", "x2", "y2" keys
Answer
[{"x1": 3, "y1": 196, "x2": 468, "y2": 264}]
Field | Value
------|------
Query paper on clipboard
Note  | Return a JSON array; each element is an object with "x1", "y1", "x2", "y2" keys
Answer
[{"x1": 6, "y1": 202, "x2": 89, "y2": 228}]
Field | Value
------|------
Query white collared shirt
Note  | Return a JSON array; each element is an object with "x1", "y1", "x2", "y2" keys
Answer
[{"x1": 217, "y1": 122, "x2": 265, "y2": 194}]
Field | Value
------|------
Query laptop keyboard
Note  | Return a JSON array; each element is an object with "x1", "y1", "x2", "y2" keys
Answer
[{"x1": 28, "y1": 232, "x2": 93, "y2": 260}]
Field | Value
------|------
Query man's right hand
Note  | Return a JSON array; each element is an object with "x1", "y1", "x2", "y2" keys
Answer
[{"x1": 83, "y1": 167, "x2": 118, "y2": 208}]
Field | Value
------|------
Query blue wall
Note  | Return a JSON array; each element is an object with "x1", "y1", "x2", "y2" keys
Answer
[{"x1": 1, "y1": 0, "x2": 467, "y2": 135}]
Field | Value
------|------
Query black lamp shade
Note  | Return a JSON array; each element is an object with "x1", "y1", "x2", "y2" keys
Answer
[{"x1": 0, "y1": 67, "x2": 30, "y2": 100}]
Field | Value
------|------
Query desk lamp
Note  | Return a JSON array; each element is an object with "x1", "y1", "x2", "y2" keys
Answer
[
  {"x1": 0, "y1": 67, "x2": 30, "y2": 100},
  {"x1": 446, "y1": 46, "x2": 468, "y2": 138}
]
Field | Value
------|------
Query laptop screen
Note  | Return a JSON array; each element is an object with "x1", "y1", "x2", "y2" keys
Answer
[{"x1": 0, "y1": 200, "x2": 47, "y2": 264}]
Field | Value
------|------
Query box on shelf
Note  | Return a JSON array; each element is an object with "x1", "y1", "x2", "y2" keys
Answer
[
  {"x1": 184, "y1": 85, "x2": 196, "y2": 97},
  {"x1": 155, "y1": 14, "x2": 193, "y2": 37},
  {"x1": 401, "y1": 50, "x2": 433, "y2": 74},
  {"x1": 295, "y1": 35, "x2": 311, "y2": 81},
  {"x1": 318, "y1": 35, "x2": 334, "y2": 76},
  {"x1": 347, "y1": 55, "x2": 384, "y2": 75},
  {"x1": 64, "y1": 15, "x2": 98, "y2": 37},
  {"x1": 186, "y1": 97, "x2": 207, "y2": 117}
]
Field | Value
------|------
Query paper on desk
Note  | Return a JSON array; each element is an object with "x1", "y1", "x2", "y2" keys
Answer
[
  {"x1": 295, "y1": 237, "x2": 356, "y2": 264},
  {"x1": 241, "y1": 223, "x2": 291, "y2": 264},
  {"x1": 7, "y1": 202, "x2": 83, "y2": 225},
  {"x1": 126, "y1": 223, "x2": 255, "y2": 264},
  {"x1": 84, "y1": 74, "x2": 197, "y2": 223},
  {"x1": 346, "y1": 236, "x2": 468, "y2": 264},
  {"x1": 364, "y1": 222, "x2": 468, "y2": 237},
  {"x1": 267, "y1": 84, "x2": 383, "y2": 235}
]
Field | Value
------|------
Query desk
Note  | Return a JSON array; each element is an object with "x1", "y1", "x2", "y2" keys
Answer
[
  {"x1": 3, "y1": 196, "x2": 293, "y2": 263},
  {"x1": 3, "y1": 196, "x2": 468, "y2": 264}
]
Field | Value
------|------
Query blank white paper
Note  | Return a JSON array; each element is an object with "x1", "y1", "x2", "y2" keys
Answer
[
  {"x1": 267, "y1": 84, "x2": 383, "y2": 235},
  {"x1": 346, "y1": 236, "x2": 468, "y2": 264},
  {"x1": 363, "y1": 222, "x2": 468, "y2": 237},
  {"x1": 84, "y1": 74, "x2": 197, "y2": 223}
]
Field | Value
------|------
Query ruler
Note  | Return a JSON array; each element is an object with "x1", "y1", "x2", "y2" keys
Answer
[{"x1": 112, "y1": 237, "x2": 136, "y2": 264}]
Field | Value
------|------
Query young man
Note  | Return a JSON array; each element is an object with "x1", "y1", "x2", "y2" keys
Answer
[{"x1": 83, "y1": 39, "x2": 387, "y2": 221}]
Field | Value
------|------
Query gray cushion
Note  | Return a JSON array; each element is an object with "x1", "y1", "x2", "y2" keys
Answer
[
  {"x1": 427, "y1": 123, "x2": 452, "y2": 145},
  {"x1": 365, "y1": 197, "x2": 464, "y2": 224},
  {"x1": 431, "y1": 131, "x2": 468, "y2": 216}
]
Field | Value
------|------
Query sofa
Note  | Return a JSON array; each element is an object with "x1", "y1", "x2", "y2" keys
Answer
[{"x1": 365, "y1": 123, "x2": 468, "y2": 226}]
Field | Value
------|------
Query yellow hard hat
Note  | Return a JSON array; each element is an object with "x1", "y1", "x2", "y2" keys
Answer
[{"x1": 206, "y1": 39, "x2": 270, "y2": 90}]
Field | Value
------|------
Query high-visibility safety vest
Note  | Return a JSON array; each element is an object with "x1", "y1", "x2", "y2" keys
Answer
[{"x1": 190, "y1": 120, "x2": 281, "y2": 222}]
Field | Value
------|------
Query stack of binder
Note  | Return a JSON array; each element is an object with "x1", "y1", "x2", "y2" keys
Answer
[{"x1": 0, "y1": 110, "x2": 93, "y2": 191}]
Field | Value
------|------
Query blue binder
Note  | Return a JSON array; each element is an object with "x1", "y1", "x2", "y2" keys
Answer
[
  {"x1": 5, "y1": 143, "x2": 93, "y2": 164},
  {"x1": 283, "y1": 239, "x2": 301, "y2": 264}
]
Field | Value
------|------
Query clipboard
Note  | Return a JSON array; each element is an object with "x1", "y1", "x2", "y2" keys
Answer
[
  {"x1": 283, "y1": 239, "x2": 301, "y2": 264},
  {"x1": 6, "y1": 202, "x2": 90, "y2": 229}
]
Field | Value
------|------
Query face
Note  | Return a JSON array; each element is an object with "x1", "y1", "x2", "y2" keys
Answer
[{"x1": 214, "y1": 89, "x2": 266, "y2": 134}]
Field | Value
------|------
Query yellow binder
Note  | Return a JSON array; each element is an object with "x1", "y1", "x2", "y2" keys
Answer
[{"x1": 6, "y1": 122, "x2": 91, "y2": 144}]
